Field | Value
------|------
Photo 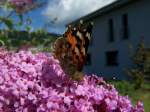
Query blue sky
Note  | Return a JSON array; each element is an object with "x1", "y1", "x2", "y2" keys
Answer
[{"x1": 0, "y1": 0, "x2": 115, "y2": 34}]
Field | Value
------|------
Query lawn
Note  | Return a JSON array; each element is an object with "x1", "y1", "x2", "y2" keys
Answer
[{"x1": 110, "y1": 81, "x2": 150, "y2": 112}]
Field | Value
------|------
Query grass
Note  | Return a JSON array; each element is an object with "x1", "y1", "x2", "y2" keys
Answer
[
  {"x1": 109, "y1": 81, "x2": 150, "y2": 112},
  {"x1": 130, "y1": 86, "x2": 150, "y2": 112}
]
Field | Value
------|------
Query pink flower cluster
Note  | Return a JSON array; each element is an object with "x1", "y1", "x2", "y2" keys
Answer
[
  {"x1": 8, "y1": 0, "x2": 33, "y2": 7},
  {"x1": 0, "y1": 49, "x2": 144, "y2": 112}
]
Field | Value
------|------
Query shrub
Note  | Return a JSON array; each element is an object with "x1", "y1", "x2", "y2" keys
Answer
[
  {"x1": 111, "y1": 81, "x2": 134, "y2": 96},
  {"x1": 128, "y1": 39, "x2": 150, "y2": 89},
  {"x1": 0, "y1": 49, "x2": 144, "y2": 112}
]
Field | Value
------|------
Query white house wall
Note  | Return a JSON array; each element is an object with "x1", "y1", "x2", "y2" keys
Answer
[{"x1": 84, "y1": 0, "x2": 150, "y2": 80}]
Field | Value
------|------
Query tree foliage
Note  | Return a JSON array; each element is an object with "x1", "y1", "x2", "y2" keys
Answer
[
  {"x1": 128, "y1": 39, "x2": 150, "y2": 89},
  {"x1": 0, "y1": 1, "x2": 59, "y2": 51}
]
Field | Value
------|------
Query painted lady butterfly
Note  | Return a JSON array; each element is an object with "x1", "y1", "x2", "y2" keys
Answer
[{"x1": 53, "y1": 20, "x2": 93, "y2": 81}]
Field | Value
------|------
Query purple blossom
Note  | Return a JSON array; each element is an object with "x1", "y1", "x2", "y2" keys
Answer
[
  {"x1": 8, "y1": 0, "x2": 33, "y2": 6},
  {"x1": 0, "y1": 49, "x2": 144, "y2": 112}
]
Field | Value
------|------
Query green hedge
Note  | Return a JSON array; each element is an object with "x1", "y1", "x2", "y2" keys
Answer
[{"x1": 0, "y1": 30, "x2": 59, "y2": 50}]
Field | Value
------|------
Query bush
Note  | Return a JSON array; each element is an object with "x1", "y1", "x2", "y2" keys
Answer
[
  {"x1": 128, "y1": 40, "x2": 150, "y2": 89},
  {"x1": 0, "y1": 30, "x2": 58, "y2": 50},
  {"x1": 0, "y1": 49, "x2": 144, "y2": 112},
  {"x1": 111, "y1": 81, "x2": 134, "y2": 96}
]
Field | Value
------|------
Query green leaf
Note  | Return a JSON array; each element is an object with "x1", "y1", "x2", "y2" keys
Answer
[
  {"x1": 0, "y1": 17, "x2": 14, "y2": 30},
  {"x1": 25, "y1": 25, "x2": 31, "y2": 32},
  {"x1": 0, "y1": 40, "x2": 5, "y2": 46},
  {"x1": 4, "y1": 2, "x2": 14, "y2": 10},
  {"x1": 18, "y1": 14, "x2": 23, "y2": 25}
]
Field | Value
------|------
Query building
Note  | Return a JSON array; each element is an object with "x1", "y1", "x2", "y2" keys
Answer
[{"x1": 68, "y1": 0, "x2": 150, "y2": 80}]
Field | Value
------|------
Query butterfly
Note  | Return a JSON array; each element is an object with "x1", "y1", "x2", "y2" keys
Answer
[{"x1": 53, "y1": 20, "x2": 93, "y2": 80}]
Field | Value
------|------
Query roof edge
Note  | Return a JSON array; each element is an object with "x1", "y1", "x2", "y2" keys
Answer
[{"x1": 66, "y1": 0, "x2": 138, "y2": 26}]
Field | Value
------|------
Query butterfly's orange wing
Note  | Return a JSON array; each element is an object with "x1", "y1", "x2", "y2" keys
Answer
[{"x1": 64, "y1": 22, "x2": 93, "y2": 71}]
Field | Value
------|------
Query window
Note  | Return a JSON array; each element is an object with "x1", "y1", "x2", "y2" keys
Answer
[
  {"x1": 122, "y1": 14, "x2": 129, "y2": 39},
  {"x1": 85, "y1": 53, "x2": 91, "y2": 65},
  {"x1": 108, "y1": 19, "x2": 114, "y2": 42},
  {"x1": 106, "y1": 51, "x2": 118, "y2": 66}
]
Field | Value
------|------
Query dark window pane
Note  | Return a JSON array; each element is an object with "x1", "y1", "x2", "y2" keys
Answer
[
  {"x1": 122, "y1": 14, "x2": 129, "y2": 39},
  {"x1": 106, "y1": 51, "x2": 118, "y2": 66},
  {"x1": 108, "y1": 19, "x2": 114, "y2": 42}
]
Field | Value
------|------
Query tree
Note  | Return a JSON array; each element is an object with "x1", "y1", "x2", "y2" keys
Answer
[{"x1": 128, "y1": 39, "x2": 150, "y2": 89}]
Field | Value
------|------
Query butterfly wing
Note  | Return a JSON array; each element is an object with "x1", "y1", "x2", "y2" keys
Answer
[{"x1": 65, "y1": 22, "x2": 93, "y2": 71}]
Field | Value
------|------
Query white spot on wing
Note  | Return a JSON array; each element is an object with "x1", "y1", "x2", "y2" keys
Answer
[
  {"x1": 86, "y1": 32, "x2": 91, "y2": 40},
  {"x1": 75, "y1": 47, "x2": 80, "y2": 56},
  {"x1": 81, "y1": 47, "x2": 85, "y2": 55},
  {"x1": 77, "y1": 31, "x2": 82, "y2": 39}
]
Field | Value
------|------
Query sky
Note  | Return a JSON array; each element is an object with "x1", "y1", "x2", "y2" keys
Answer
[{"x1": 0, "y1": 0, "x2": 116, "y2": 34}]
